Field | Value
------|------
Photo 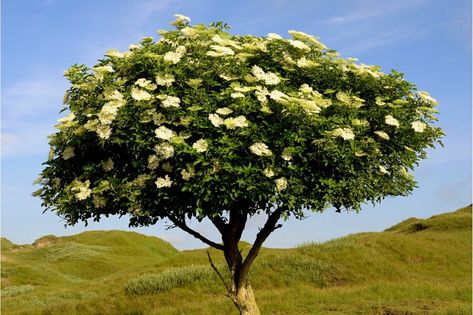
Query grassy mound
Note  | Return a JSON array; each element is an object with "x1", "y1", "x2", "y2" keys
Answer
[{"x1": 1, "y1": 205, "x2": 471, "y2": 314}]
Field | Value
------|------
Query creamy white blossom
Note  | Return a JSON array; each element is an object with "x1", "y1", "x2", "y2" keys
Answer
[
  {"x1": 385, "y1": 115, "x2": 400, "y2": 128},
  {"x1": 192, "y1": 139, "x2": 209, "y2": 152},
  {"x1": 207, "y1": 45, "x2": 235, "y2": 56},
  {"x1": 92, "y1": 195, "x2": 106, "y2": 208},
  {"x1": 181, "y1": 27, "x2": 197, "y2": 37},
  {"x1": 155, "y1": 126, "x2": 175, "y2": 140},
  {"x1": 98, "y1": 103, "x2": 120, "y2": 125},
  {"x1": 172, "y1": 14, "x2": 191, "y2": 26},
  {"x1": 297, "y1": 57, "x2": 318, "y2": 68},
  {"x1": 231, "y1": 92, "x2": 245, "y2": 99},
  {"x1": 209, "y1": 113, "x2": 224, "y2": 127},
  {"x1": 161, "y1": 95, "x2": 181, "y2": 108},
  {"x1": 129, "y1": 44, "x2": 140, "y2": 50},
  {"x1": 374, "y1": 131, "x2": 390, "y2": 140},
  {"x1": 105, "y1": 49, "x2": 125, "y2": 58},
  {"x1": 263, "y1": 167, "x2": 275, "y2": 178},
  {"x1": 155, "y1": 175, "x2": 173, "y2": 188},
  {"x1": 154, "y1": 142, "x2": 174, "y2": 159},
  {"x1": 249, "y1": 142, "x2": 272, "y2": 156},
  {"x1": 267, "y1": 33, "x2": 282, "y2": 40},
  {"x1": 63, "y1": 147, "x2": 75, "y2": 160},
  {"x1": 378, "y1": 165, "x2": 390, "y2": 175},
  {"x1": 224, "y1": 116, "x2": 249, "y2": 129},
  {"x1": 281, "y1": 148, "x2": 292, "y2": 161},
  {"x1": 57, "y1": 112, "x2": 76, "y2": 126},
  {"x1": 131, "y1": 87, "x2": 152, "y2": 101},
  {"x1": 94, "y1": 65, "x2": 114, "y2": 73},
  {"x1": 96, "y1": 124, "x2": 112, "y2": 139},
  {"x1": 155, "y1": 74, "x2": 175, "y2": 86},
  {"x1": 181, "y1": 168, "x2": 195, "y2": 180},
  {"x1": 269, "y1": 90, "x2": 289, "y2": 103},
  {"x1": 164, "y1": 51, "x2": 182, "y2": 64},
  {"x1": 332, "y1": 128, "x2": 355, "y2": 140},
  {"x1": 288, "y1": 40, "x2": 311, "y2": 51},
  {"x1": 411, "y1": 120, "x2": 427, "y2": 132},
  {"x1": 251, "y1": 65, "x2": 280, "y2": 85},
  {"x1": 72, "y1": 180, "x2": 92, "y2": 201},
  {"x1": 216, "y1": 107, "x2": 233, "y2": 116},
  {"x1": 274, "y1": 177, "x2": 288, "y2": 192},
  {"x1": 135, "y1": 78, "x2": 157, "y2": 91},
  {"x1": 418, "y1": 91, "x2": 437, "y2": 105},
  {"x1": 148, "y1": 155, "x2": 159, "y2": 170}
]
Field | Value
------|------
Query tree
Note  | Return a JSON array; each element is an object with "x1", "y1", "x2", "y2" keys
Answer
[{"x1": 35, "y1": 14, "x2": 443, "y2": 315}]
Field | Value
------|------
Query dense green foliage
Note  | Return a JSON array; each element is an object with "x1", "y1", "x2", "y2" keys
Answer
[
  {"x1": 34, "y1": 15, "x2": 443, "y2": 227},
  {"x1": 2, "y1": 206, "x2": 471, "y2": 314}
]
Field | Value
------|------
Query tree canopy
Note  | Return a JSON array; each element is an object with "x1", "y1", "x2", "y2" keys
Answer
[{"x1": 35, "y1": 14, "x2": 443, "y2": 314}]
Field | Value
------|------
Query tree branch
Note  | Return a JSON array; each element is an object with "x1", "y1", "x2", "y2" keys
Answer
[
  {"x1": 168, "y1": 215, "x2": 224, "y2": 251},
  {"x1": 237, "y1": 206, "x2": 285, "y2": 287},
  {"x1": 207, "y1": 251, "x2": 232, "y2": 295}
]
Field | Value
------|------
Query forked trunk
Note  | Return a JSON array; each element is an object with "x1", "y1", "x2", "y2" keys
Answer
[{"x1": 232, "y1": 283, "x2": 260, "y2": 315}]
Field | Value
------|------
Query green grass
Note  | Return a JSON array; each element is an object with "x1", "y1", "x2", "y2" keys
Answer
[{"x1": 1, "y1": 206, "x2": 471, "y2": 314}]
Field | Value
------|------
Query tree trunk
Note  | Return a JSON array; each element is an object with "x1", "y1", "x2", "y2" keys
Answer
[{"x1": 232, "y1": 283, "x2": 260, "y2": 315}]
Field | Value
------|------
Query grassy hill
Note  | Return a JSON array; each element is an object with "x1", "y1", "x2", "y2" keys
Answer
[{"x1": 1, "y1": 205, "x2": 471, "y2": 314}]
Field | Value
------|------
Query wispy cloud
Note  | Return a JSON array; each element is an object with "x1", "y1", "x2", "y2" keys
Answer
[
  {"x1": 324, "y1": 0, "x2": 427, "y2": 25},
  {"x1": 2, "y1": 75, "x2": 66, "y2": 157}
]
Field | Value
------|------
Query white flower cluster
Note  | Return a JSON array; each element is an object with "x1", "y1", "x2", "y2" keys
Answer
[
  {"x1": 249, "y1": 142, "x2": 272, "y2": 156},
  {"x1": 263, "y1": 167, "x2": 275, "y2": 178},
  {"x1": 131, "y1": 87, "x2": 152, "y2": 101},
  {"x1": 192, "y1": 139, "x2": 209, "y2": 152},
  {"x1": 155, "y1": 74, "x2": 175, "y2": 87},
  {"x1": 164, "y1": 45, "x2": 186, "y2": 64},
  {"x1": 281, "y1": 148, "x2": 293, "y2": 161},
  {"x1": 288, "y1": 40, "x2": 311, "y2": 51},
  {"x1": 251, "y1": 65, "x2": 280, "y2": 85},
  {"x1": 155, "y1": 126, "x2": 175, "y2": 140},
  {"x1": 155, "y1": 175, "x2": 173, "y2": 188},
  {"x1": 411, "y1": 121, "x2": 426, "y2": 132},
  {"x1": 155, "y1": 142, "x2": 175, "y2": 159},
  {"x1": 95, "y1": 90, "x2": 127, "y2": 139},
  {"x1": 71, "y1": 180, "x2": 92, "y2": 201},
  {"x1": 161, "y1": 95, "x2": 181, "y2": 108},
  {"x1": 274, "y1": 177, "x2": 288, "y2": 192},
  {"x1": 135, "y1": 78, "x2": 157, "y2": 91},
  {"x1": 332, "y1": 128, "x2": 355, "y2": 141},
  {"x1": 207, "y1": 45, "x2": 235, "y2": 57},
  {"x1": 171, "y1": 14, "x2": 190, "y2": 27},
  {"x1": 181, "y1": 167, "x2": 195, "y2": 180},
  {"x1": 418, "y1": 91, "x2": 437, "y2": 105},
  {"x1": 63, "y1": 147, "x2": 75, "y2": 160},
  {"x1": 288, "y1": 30, "x2": 327, "y2": 50},
  {"x1": 224, "y1": 116, "x2": 249, "y2": 129},
  {"x1": 216, "y1": 107, "x2": 233, "y2": 115},
  {"x1": 378, "y1": 165, "x2": 390, "y2": 175},
  {"x1": 208, "y1": 113, "x2": 249, "y2": 129},
  {"x1": 374, "y1": 131, "x2": 390, "y2": 140},
  {"x1": 385, "y1": 115, "x2": 400, "y2": 128}
]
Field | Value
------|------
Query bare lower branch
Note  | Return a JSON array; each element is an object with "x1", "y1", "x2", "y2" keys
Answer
[
  {"x1": 168, "y1": 215, "x2": 224, "y2": 250},
  {"x1": 207, "y1": 251, "x2": 232, "y2": 295}
]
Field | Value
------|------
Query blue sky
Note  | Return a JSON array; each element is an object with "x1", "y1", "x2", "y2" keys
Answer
[{"x1": 2, "y1": 0, "x2": 471, "y2": 249}]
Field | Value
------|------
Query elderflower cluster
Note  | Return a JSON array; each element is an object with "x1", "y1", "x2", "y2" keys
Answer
[
  {"x1": 71, "y1": 180, "x2": 92, "y2": 201},
  {"x1": 155, "y1": 175, "x2": 173, "y2": 188},
  {"x1": 249, "y1": 142, "x2": 272, "y2": 156},
  {"x1": 251, "y1": 65, "x2": 280, "y2": 85},
  {"x1": 332, "y1": 128, "x2": 355, "y2": 141}
]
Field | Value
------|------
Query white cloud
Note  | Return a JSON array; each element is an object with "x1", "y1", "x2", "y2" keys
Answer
[
  {"x1": 324, "y1": 0, "x2": 427, "y2": 25},
  {"x1": 2, "y1": 76, "x2": 65, "y2": 157}
]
